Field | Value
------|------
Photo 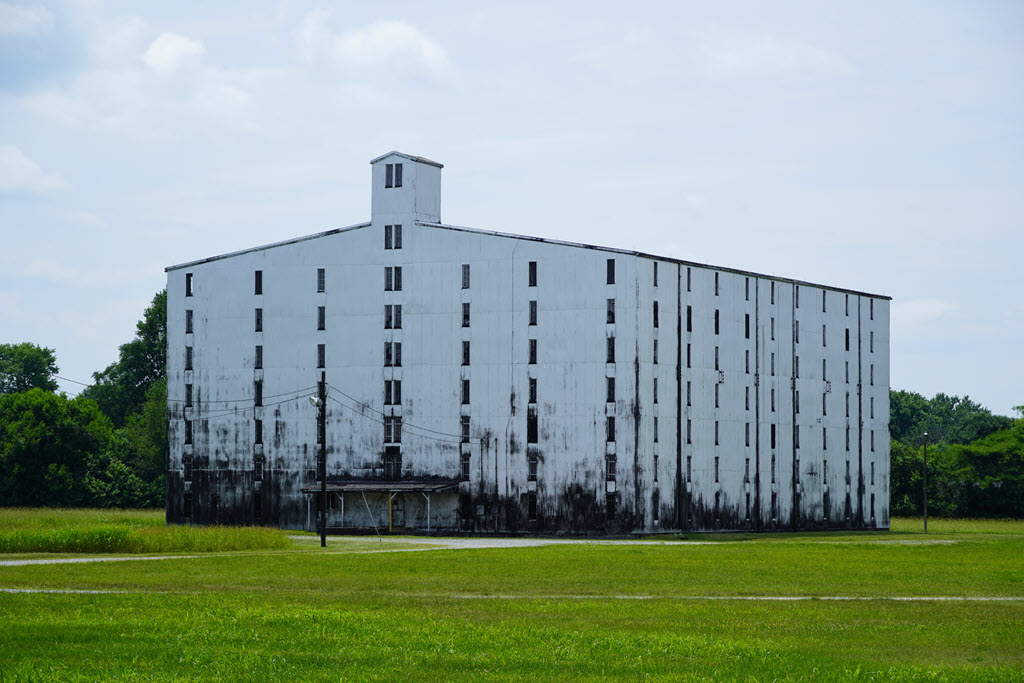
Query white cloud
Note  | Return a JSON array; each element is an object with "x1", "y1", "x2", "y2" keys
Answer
[
  {"x1": 92, "y1": 16, "x2": 149, "y2": 63},
  {"x1": 0, "y1": 2, "x2": 54, "y2": 36},
  {"x1": 298, "y1": 13, "x2": 451, "y2": 80},
  {"x1": 708, "y1": 37, "x2": 851, "y2": 76},
  {"x1": 143, "y1": 32, "x2": 204, "y2": 72},
  {"x1": 0, "y1": 145, "x2": 66, "y2": 193}
]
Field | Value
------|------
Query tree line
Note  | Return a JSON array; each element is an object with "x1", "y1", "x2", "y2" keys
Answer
[
  {"x1": 1, "y1": 292, "x2": 1022, "y2": 517},
  {"x1": 889, "y1": 391, "x2": 1023, "y2": 518},
  {"x1": 0, "y1": 291, "x2": 166, "y2": 508}
]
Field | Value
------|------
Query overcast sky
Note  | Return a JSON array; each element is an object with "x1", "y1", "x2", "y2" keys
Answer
[{"x1": 1, "y1": 1, "x2": 1021, "y2": 416}]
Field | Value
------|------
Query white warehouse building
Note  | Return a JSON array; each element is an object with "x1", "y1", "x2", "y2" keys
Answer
[{"x1": 165, "y1": 151, "x2": 890, "y2": 534}]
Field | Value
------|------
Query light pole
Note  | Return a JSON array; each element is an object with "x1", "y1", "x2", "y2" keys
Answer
[
  {"x1": 310, "y1": 373, "x2": 327, "y2": 548},
  {"x1": 922, "y1": 431, "x2": 929, "y2": 534}
]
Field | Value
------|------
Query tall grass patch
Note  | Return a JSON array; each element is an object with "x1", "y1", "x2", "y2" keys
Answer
[{"x1": 0, "y1": 509, "x2": 290, "y2": 553}]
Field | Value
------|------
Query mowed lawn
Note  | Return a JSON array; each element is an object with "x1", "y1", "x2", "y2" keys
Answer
[{"x1": 0, "y1": 513, "x2": 1022, "y2": 681}]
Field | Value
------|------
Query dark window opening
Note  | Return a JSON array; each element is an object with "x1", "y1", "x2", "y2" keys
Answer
[
  {"x1": 653, "y1": 339, "x2": 658, "y2": 364},
  {"x1": 254, "y1": 380, "x2": 262, "y2": 407},
  {"x1": 185, "y1": 309, "x2": 193, "y2": 334},
  {"x1": 527, "y1": 413, "x2": 538, "y2": 443},
  {"x1": 254, "y1": 418, "x2": 263, "y2": 445},
  {"x1": 607, "y1": 336, "x2": 615, "y2": 363},
  {"x1": 385, "y1": 163, "x2": 393, "y2": 188},
  {"x1": 606, "y1": 494, "x2": 616, "y2": 521},
  {"x1": 714, "y1": 456, "x2": 720, "y2": 482},
  {"x1": 184, "y1": 419, "x2": 192, "y2": 445},
  {"x1": 385, "y1": 342, "x2": 393, "y2": 367},
  {"x1": 528, "y1": 261, "x2": 537, "y2": 287},
  {"x1": 606, "y1": 377, "x2": 615, "y2": 403},
  {"x1": 254, "y1": 270, "x2": 262, "y2": 295},
  {"x1": 687, "y1": 305, "x2": 692, "y2": 333},
  {"x1": 462, "y1": 264, "x2": 470, "y2": 289},
  {"x1": 317, "y1": 343, "x2": 325, "y2": 369},
  {"x1": 255, "y1": 308, "x2": 262, "y2": 332},
  {"x1": 385, "y1": 224, "x2": 393, "y2": 249},
  {"x1": 606, "y1": 416, "x2": 615, "y2": 442},
  {"x1": 715, "y1": 309, "x2": 720, "y2": 335},
  {"x1": 528, "y1": 339, "x2": 537, "y2": 364},
  {"x1": 461, "y1": 379, "x2": 470, "y2": 405},
  {"x1": 255, "y1": 345, "x2": 262, "y2": 369},
  {"x1": 183, "y1": 458, "x2": 192, "y2": 482},
  {"x1": 686, "y1": 455, "x2": 692, "y2": 482},
  {"x1": 462, "y1": 340, "x2": 470, "y2": 366},
  {"x1": 394, "y1": 163, "x2": 403, "y2": 187},
  {"x1": 529, "y1": 300, "x2": 537, "y2": 326},
  {"x1": 714, "y1": 272, "x2": 719, "y2": 296},
  {"x1": 745, "y1": 277, "x2": 750, "y2": 301},
  {"x1": 394, "y1": 342, "x2": 401, "y2": 367},
  {"x1": 606, "y1": 258, "x2": 615, "y2": 285},
  {"x1": 653, "y1": 301, "x2": 659, "y2": 328},
  {"x1": 317, "y1": 268, "x2": 325, "y2": 293},
  {"x1": 687, "y1": 267, "x2": 692, "y2": 292},
  {"x1": 745, "y1": 313, "x2": 750, "y2": 339},
  {"x1": 461, "y1": 415, "x2": 470, "y2": 444},
  {"x1": 394, "y1": 305, "x2": 402, "y2": 329},
  {"x1": 607, "y1": 298, "x2": 615, "y2": 324},
  {"x1": 185, "y1": 383, "x2": 193, "y2": 408},
  {"x1": 318, "y1": 306, "x2": 325, "y2": 331},
  {"x1": 185, "y1": 273, "x2": 193, "y2": 297},
  {"x1": 461, "y1": 454, "x2": 471, "y2": 482},
  {"x1": 394, "y1": 225, "x2": 402, "y2": 249},
  {"x1": 185, "y1": 346, "x2": 193, "y2": 371},
  {"x1": 462, "y1": 302, "x2": 470, "y2": 327},
  {"x1": 529, "y1": 377, "x2": 537, "y2": 404},
  {"x1": 528, "y1": 491, "x2": 538, "y2": 521},
  {"x1": 771, "y1": 424, "x2": 776, "y2": 449},
  {"x1": 653, "y1": 377, "x2": 658, "y2": 405},
  {"x1": 653, "y1": 261, "x2": 658, "y2": 287},
  {"x1": 528, "y1": 455, "x2": 538, "y2": 481}
]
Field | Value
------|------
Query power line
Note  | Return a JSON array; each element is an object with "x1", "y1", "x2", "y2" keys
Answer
[
  {"x1": 56, "y1": 376, "x2": 92, "y2": 387},
  {"x1": 167, "y1": 385, "x2": 318, "y2": 405},
  {"x1": 326, "y1": 394, "x2": 463, "y2": 445},
  {"x1": 328, "y1": 386, "x2": 465, "y2": 440}
]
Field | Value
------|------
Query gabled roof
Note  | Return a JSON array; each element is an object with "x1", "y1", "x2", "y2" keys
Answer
[
  {"x1": 165, "y1": 222, "x2": 370, "y2": 271},
  {"x1": 368, "y1": 150, "x2": 444, "y2": 169},
  {"x1": 164, "y1": 216, "x2": 889, "y2": 300}
]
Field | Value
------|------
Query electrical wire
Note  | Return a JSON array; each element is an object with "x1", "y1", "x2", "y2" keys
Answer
[
  {"x1": 167, "y1": 385, "x2": 318, "y2": 405},
  {"x1": 328, "y1": 385, "x2": 465, "y2": 440},
  {"x1": 326, "y1": 394, "x2": 463, "y2": 444},
  {"x1": 56, "y1": 375, "x2": 91, "y2": 387}
]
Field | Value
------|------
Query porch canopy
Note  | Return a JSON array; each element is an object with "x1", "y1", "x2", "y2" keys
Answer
[{"x1": 301, "y1": 480, "x2": 459, "y2": 532}]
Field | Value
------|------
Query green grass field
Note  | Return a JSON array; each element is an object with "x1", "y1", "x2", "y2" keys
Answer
[{"x1": 0, "y1": 512, "x2": 1022, "y2": 681}]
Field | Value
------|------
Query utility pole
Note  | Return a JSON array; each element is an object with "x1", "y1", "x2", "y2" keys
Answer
[
  {"x1": 319, "y1": 371, "x2": 327, "y2": 548},
  {"x1": 922, "y1": 431, "x2": 929, "y2": 534}
]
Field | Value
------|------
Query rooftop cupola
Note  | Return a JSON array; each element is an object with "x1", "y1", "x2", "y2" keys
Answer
[{"x1": 370, "y1": 151, "x2": 443, "y2": 225}]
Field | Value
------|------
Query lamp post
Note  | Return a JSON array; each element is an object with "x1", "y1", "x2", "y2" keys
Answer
[
  {"x1": 310, "y1": 373, "x2": 327, "y2": 548},
  {"x1": 922, "y1": 431, "x2": 929, "y2": 534}
]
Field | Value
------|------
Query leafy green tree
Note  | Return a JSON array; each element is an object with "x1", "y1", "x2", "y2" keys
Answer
[
  {"x1": 0, "y1": 389, "x2": 114, "y2": 506},
  {"x1": 83, "y1": 290, "x2": 166, "y2": 428},
  {"x1": 0, "y1": 342, "x2": 59, "y2": 395},
  {"x1": 889, "y1": 390, "x2": 1011, "y2": 447},
  {"x1": 117, "y1": 377, "x2": 167, "y2": 502}
]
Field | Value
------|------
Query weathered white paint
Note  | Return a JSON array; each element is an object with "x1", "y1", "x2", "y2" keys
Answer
[{"x1": 165, "y1": 151, "x2": 891, "y2": 533}]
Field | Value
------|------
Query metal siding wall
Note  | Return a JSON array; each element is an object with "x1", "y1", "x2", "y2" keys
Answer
[{"x1": 165, "y1": 159, "x2": 891, "y2": 534}]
